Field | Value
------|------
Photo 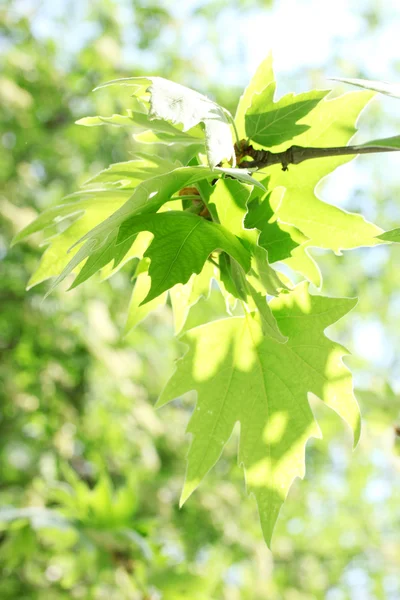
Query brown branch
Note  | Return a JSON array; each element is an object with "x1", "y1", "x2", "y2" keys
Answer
[{"x1": 236, "y1": 141, "x2": 400, "y2": 171}]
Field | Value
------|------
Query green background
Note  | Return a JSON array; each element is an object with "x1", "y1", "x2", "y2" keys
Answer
[{"x1": 1, "y1": 1, "x2": 400, "y2": 598}]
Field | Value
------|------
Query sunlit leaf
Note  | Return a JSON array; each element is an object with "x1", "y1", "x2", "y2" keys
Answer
[
  {"x1": 331, "y1": 77, "x2": 400, "y2": 99},
  {"x1": 117, "y1": 210, "x2": 252, "y2": 303},
  {"x1": 95, "y1": 76, "x2": 236, "y2": 168},
  {"x1": 158, "y1": 283, "x2": 360, "y2": 545}
]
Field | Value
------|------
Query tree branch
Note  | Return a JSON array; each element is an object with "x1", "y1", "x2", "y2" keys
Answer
[{"x1": 236, "y1": 141, "x2": 400, "y2": 171}]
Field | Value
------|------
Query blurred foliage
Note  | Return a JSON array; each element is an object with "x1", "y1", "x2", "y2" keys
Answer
[{"x1": 1, "y1": 1, "x2": 400, "y2": 598}]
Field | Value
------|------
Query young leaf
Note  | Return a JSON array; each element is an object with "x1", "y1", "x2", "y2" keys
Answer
[
  {"x1": 158, "y1": 283, "x2": 360, "y2": 546},
  {"x1": 41, "y1": 165, "x2": 263, "y2": 295},
  {"x1": 95, "y1": 76, "x2": 236, "y2": 168},
  {"x1": 73, "y1": 165, "x2": 265, "y2": 257},
  {"x1": 116, "y1": 210, "x2": 252, "y2": 303},
  {"x1": 24, "y1": 194, "x2": 131, "y2": 288},
  {"x1": 235, "y1": 53, "x2": 275, "y2": 139},
  {"x1": 330, "y1": 77, "x2": 400, "y2": 99},
  {"x1": 265, "y1": 90, "x2": 383, "y2": 256},
  {"x1": 77, "y1": 110, "x2": 205, "y2": 145},
  {"x1": 235, "y1": 52, "x2": 328, "y2": 147},
  {"x1": 246, "y1": 87, "x2": 329, "y2": 148},
  {"x1": 84, "y1": 154, "x2": 177, "y2": 188}
]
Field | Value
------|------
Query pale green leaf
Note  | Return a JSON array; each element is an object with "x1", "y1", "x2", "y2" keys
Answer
[
  {"x1": 77, "y1": 114, "x2": 136, "y2": 127},
  {"x1": 25, "y1": 196, "x2": 129, "y2": 288},
  {"x1": 235, "y1": 53, "x2": 275, "y2": 139},
  {"x1": 157, "y1": 283, "x2": 360, "y2": 545},
  {"x1": 169, "y1": 262, "x2": 214, "y2": 334},
  {"x1": 77, "y1": 110, "x2": 205, "y2": 142},
  {"x1": 246, "y1": 87, "x2": 329, "y2": 147},
  {"x1": 12, "y1": 190, "x2": 131, "y2": 246},
  {"x1": 125, "y1": 270, "x2": 168, "y2": 332},
  {"x1": 331, "y1": 77, "x2": 400, "y2": 99},
  {"x1": 95, "y1": 76, "x2": 235, "y2": 168},
  {"x1": 41, "y1": 166, "x2": 261, "y2": 295},
  {"x1": 235, "y1": 53, "x2": 328, "y2": 147},
  {"x1": 71, "y1": 165, "x2": 264, "y2": 258},
  {"x1": 84, "y1": 154, "x2": 176, "y2": 188},
  {"x1": 266, "y1": 91, "x2": 383, "y2": 255},
  {"x1": 134, "y1": 128, "x2": 205, "y2": 148}
]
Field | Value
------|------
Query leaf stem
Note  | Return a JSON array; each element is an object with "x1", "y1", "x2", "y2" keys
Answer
[
  {"x1": 171, "y1": 195, "x2": 202, "y2": 201},
  {"x1": 238, "y1": 142, "x2": 400, "y2": 171},
  {"x1": 223, "y1": 109, "x2": 241, "y2": 149}
]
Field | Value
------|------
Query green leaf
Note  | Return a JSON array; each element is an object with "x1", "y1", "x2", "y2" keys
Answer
[
  {"x1": 169, "y1": 262, "x2": 214, "y2": 334},
  {"x1": 84, "y1": 154, "x2": 177, "y2": 188},
  {"x1": 125, "y1": 269, "x2": 168, "y2": 333},
  {"x1": 244, "y1": 184, "x2": 321, "y2": 285},
  {"x1": 207, "y1": 178, "x2": 287, "y2": 341},
  {"x1": 77, "y1": 110, "x2": 205, "y2": 142},
  {"x1": 376, "y1": 228, "x2": 400, "y2": 243},
  {"x1": 157, "y1": 283, "x2": 360, "y2": 545},
  {"x1": 236, "y1": 52, "x2": 328, "y2": 147},
  {"x1": 95, "y1": 76, "x2": 235, "y2": 168},
  {"x1": 73, "y1": 165, "x2": 265, "y2": 254},
  {"x1": 117, "y1": 211, "x2": 252, "y2": 303},
  {"x1": 246, "y1": 86, "x2": 329, "y2": 148},
  {"x1": 244, "y1": 185, "x2": 305, "y2": 263},
  {"x1": 25, "y1": 195, "x2": 130, "y2": 288},
  {"x1": 77, "y1": 114, "x2": 137, "y2": 127},
  {"x1": 331, "y1": 77, "x2": 400, "y2": 99},
  {"x1": 68, "y1": 233, "x2": 133, "y2": 289},
  {"x1": 360, "y1": 135, "x2": 400, "y2": 149},
  {"x1": 235, "y1": 53, "x2": 275, "y2": 139},
  {"x1": 42, "y1": 166, "x2": 263, "y2": 295},
  {"x1": 266, "y1": 90, "x2": 383, "y2": 257}
]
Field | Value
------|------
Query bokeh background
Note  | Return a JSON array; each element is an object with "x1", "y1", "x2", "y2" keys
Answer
[{"x1": 1, "y1": 1, "x2": 400, "y2": 598}]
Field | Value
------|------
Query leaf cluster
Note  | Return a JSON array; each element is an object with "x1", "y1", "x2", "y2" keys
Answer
[{"x1": 14, "y1": 55, "x2": 400, "y2": 545}]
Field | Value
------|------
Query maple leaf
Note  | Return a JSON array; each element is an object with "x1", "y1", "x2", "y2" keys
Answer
[
  {"x1": 235, "y1": 53, "x2": 328, "y2": 146},
  {"x1": 22, "y1": 165, "x2": 263, "y2": 295},
  {"x1": 116, "y1": 210, "x2": 252, "y2": 303},
  {"x1": 13, "y1": 190, "x2": 132, "y2": 288},
  {"x1": 265, "y1": 90, "x2": 383, "y2": 255},
  {"x1": 235, "y1": 56, "x2": 383, "y2": 286},
  {"x1": 245, "y1": 83, "x2": 328, "y2": 148},
  {"x1": 158, "y1": 283, "x2": 360, "y2": 545},
  {"x1": 83, "y1": 154, "x2": 178, "y2": 188},
  {"x1": 95, "y1": 76, "x2": 236, "y2": 168}
]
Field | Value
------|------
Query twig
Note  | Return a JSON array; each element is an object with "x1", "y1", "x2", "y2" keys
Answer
[{"x1": 237, "y1": 141, "x2": 400, "y2": 171}]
